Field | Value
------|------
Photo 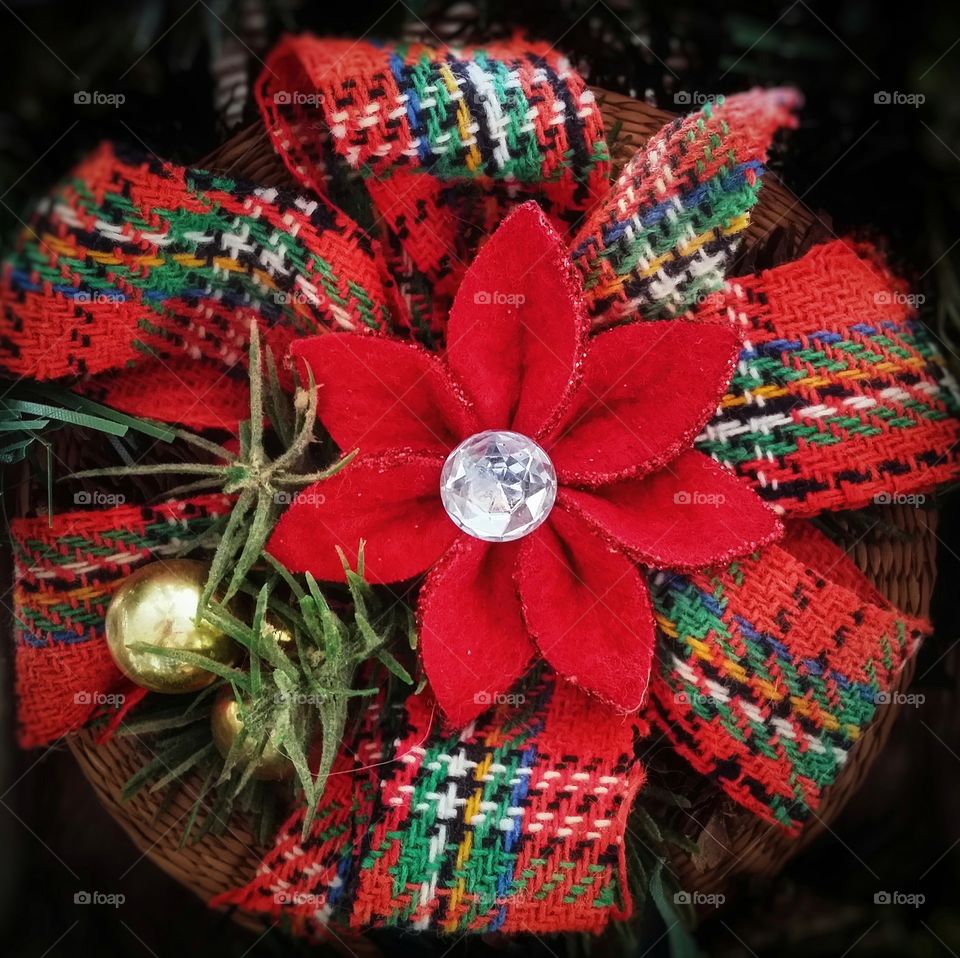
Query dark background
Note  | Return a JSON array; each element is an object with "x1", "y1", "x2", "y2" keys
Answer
[{"x1": 2, "y1": 1, "x2": 960, "y2": 956}]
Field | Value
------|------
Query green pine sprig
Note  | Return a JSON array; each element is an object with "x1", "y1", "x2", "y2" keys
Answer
[
  {"x1": 0, "y1": 380, "x2": 177, "y2": 466},
  {"x1": 0, "y1": 380, "x2": 179, "y2": 520},
  {"x1": 608, "y1": 784, "x2": 704, "y2": 958},
  {"x1": 118, "y1": 693, "x2": 281, "y2": 847},
  {"x1": 69, "y1": 323, "x2": 418, "y2": 840},
  {"x1": 70, "y1": 322, "x2": 356, "y2": 610},
  {"x1": 119, "y1": 546, "x2": 413, "y2": 842}
]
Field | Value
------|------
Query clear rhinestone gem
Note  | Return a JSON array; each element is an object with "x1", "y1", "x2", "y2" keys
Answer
[{"x1": 440, "y1": 430, "x2": 558, "y2": 542}]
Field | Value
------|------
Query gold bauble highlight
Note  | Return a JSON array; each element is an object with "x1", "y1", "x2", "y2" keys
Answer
[
  {"x1": 210, "y1": 686, "x2": 294, "y2": 781},
  {"x1": 105, "y1": 559, "x2": 238, "y2": 694}
]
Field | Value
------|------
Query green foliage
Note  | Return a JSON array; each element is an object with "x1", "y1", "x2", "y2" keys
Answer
[
  {"x1": 120, "y1": 548, "x2": 413, "y2": 842},
  {"x1": 0, "y1": 380, "x2": 175, "y2": 465},
  {"x1": 75, "y1": 326, "x2": 416, "y2": 839},
  {"x1": 71, "y1": 322, "x2": 355, "y2": 608}
]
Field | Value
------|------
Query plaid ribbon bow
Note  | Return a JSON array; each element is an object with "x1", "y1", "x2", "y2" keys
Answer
[{"x1": 2, "y1": 35, "x2": 956, "y2": 936}]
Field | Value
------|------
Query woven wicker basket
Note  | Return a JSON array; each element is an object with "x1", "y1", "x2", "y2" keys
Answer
[{"x1": 64, "y1": 90, "x2": 939, "y2": 915}]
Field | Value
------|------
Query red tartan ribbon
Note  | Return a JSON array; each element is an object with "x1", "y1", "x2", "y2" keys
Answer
[
  {"x1": 257, "y1": 36, "x2": 611, "y2": 336},
  {"x1": 692, "y1": 239, "x2": 960, "y2": 515},
  {"x1": 571, "y1": 86, "x2": 802, "y2": 325},
  {"x1": 646, "y1": 522, "x2": 929, "y2": 833},
  {"x1": 9, "y1": 495, "x2": 231, "y2": 747},
  {"x1": 0, "y1": 143, "x2": 397, "y2": 431},
  {"x1": 214, "y1": 675, "x2": 647, "y2": 936}
]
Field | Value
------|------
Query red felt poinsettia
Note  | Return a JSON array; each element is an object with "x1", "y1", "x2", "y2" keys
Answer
[{"x1": 268, "y1": 202, "x2": 783, "y2": 726}]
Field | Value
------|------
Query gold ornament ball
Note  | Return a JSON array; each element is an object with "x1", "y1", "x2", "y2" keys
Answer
[
  {"x1": 210, "y1": 686, "x2": 294, "y2": 781},
  {"x1": 261, "y1": 616, "x2": 295, "y2": 650},
  {"x1": 105, "y1": 559, "x2": 239, "y2": 694}
]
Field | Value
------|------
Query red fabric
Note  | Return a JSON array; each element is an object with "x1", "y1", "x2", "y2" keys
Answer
[
  {"x1": 268, "y1": 453, "x2": 456, "y2": 584},
  {"x1": 646, "y1": 523, "x2": 929, "y2": 831},
  {"x1": 5, "y1": 37, "x2": 955, "y2": 911},
  {"x1": 14, "y1": 641, "x2": 136, "y2": 748},
  {"x1": 80, "y1": 360, "x2": 251, "y2": 432},
  {"x1": 419, "y1": 538, "x2": 534, "y2": 729},
  {"x1": 255, "y1": 37, "x2": 609, "y2": 338},
  {"x1": 779, "y1": 519, "x2": 888, "y2": 606},
  {"x1": 10, "y1": 494, "x2": 232, "y2": 747},
  {"x1": 560, "y1": 450, "x2": 784, "y2": 570},
  {"x1": 518, "y1": 507, "x2": 655, "y2": 711},
  {"x1": 546, "y1": 320, "x2": 740, "y2": 485},
  {"x1": 0, "y1": 143, "x2": 395, "y2": 429},
  {"x1": 270, "y1": 202, "x2": 780, "y2": 725},
  {"x1": 689, "y1": 239, "x2": 960, "y2": 515},
  {"x1": 446, "y1": 203, "x2": 587, "y2": 436},
  {"x1": 572, "y1": 87, "x2": 802, "y2": 329},
  {"x1": 211, "y1": 691, "x2": 389, "y2": 938},
  {"x1": 293, "y1": 335, "x2": 477, "y2": 457},
  {"x1": 216, "y1": 676, "x2": 647, "y2": 936}
]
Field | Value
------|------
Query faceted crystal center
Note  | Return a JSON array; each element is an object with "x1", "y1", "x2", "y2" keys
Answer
[{"x1": 440, "y1": 430, "x2": 558, "y2": 542}]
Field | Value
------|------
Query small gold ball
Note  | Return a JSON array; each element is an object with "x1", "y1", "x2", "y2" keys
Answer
[
  {"x1": 105, "y1": 559, "x2": 238, "y2": 694},
  {"x1": 261, "y1": 617, "x2": 295, "y2": 650},
  {"x1": 210, "y1": 686, "x2": 294, "y2": 781}
]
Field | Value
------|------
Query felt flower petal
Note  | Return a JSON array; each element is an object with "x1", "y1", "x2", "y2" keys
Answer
[
  {"x1": 420, "y1": 537, "x2": 535, "y2": 728},
  {"x1": 446, "y1": 201, "x2": 586, "y2": 436},
  {"x1": 292, "y1": 335, "x2": 476, "y2": 457},
  {"x1": 546, "y1": 320, "x2": 741, "y2": 486},
  {"x1": 561, "y1": 450, "x2": 783, "y2": 570},
  {"x1": 517, "y1": 506, "x2": 655, "y2": 711},
  {"x1": 267, "y1": 454, "x2": 457, "y2": 585}
]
